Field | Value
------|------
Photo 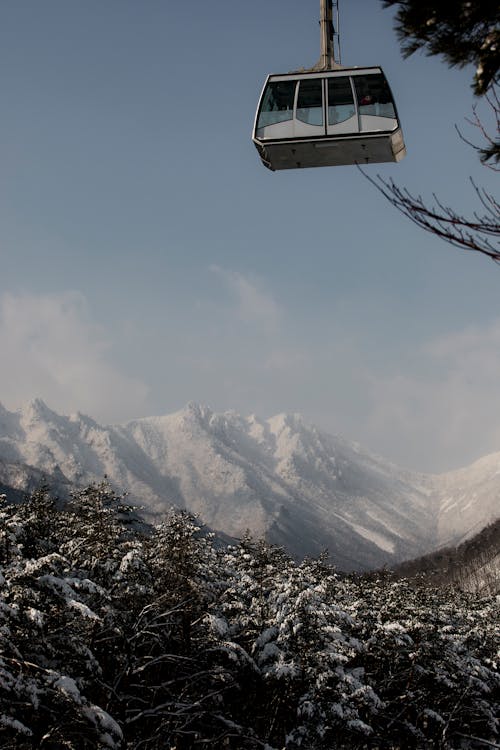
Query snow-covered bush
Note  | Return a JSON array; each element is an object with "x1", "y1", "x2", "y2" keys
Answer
[{"x1": 0, "y1": 487, "x2": 498, "y2": 749}]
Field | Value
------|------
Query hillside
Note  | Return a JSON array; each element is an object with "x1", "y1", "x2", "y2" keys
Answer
[{"x1": 393, "y1": 518, "x2": 500, "y2": 595}]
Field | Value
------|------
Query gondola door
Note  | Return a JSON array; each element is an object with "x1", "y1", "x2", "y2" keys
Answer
[
  {"x1": 325, "y1": 75, "x2": 359, "y2": 136},
  {"x1": 293, "y1": 78, "x2": 325, "y2": 138}
]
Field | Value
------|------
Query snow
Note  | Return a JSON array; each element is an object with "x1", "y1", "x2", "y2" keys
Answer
[
  {"x1": 424, "y1": 708, "x2": 445, "y2": 724},
  {"x1": 441, "y1": 496, "x2": 457, "y2": 512},
  {"x1": 347, "y1": 719, "x2": 373, "y2": 735},
  {"x1": 0, "y1": 714, "x2": 32, "y2": 736},
  {"x1": 0, "y1": 399, "x2": 498, "y2": 570},
  {"x1": 68, "y1": 600, "x2": 101, "y2": 620},
  {"x1": 207, "y1": 614, "x2": 229, "y2": 637},
  {"x1": 348, "y1": 522, "x2": 396, "y2": 554},
  {"x1": 82, "y1": 704, "x2": 123, "y2": 747},
  {"x1": 52, "y1": 675, "x2": 82, "y2": 704},
  {"x1": 272, "y1": 659, "x2": 300, "y2": 679},
  {"x1": 26, "y1": 608, "x2": 44, "y2": 626},
  {"x1": 0, "y1": 484, "x2": 498, "y2": 749}
]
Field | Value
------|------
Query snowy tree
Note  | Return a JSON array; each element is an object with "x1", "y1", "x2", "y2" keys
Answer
[
  {"x1": 342, "y1": 576, "x2": 500, "y2": 748},
  {"x1": 0, "y1": 485, "x2": 498, "y2": 748},
  {"x1": 368, "y1": 1, "x2": 500, "y2": 263},
  {"x1": 0, "y1": 491, "x2": 123, "y2": 749},
  {"x1": 383, "y1": 0, "x2": 499, "y2": 97}
]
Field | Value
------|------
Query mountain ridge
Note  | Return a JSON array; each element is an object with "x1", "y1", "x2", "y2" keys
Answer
[{"x1": 0, "y1": 398, "x2": 498, "y2": 571}]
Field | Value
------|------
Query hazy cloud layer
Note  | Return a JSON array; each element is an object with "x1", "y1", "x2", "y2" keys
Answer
[
  {"x1": 203, "y1": 269, "x2": 500, "y2": 471},
  {"x1": 1, "y1": 283, "x2": 500, "y2": 473},
  {"x1": 209, "y1": 265, "x2": 282, "y2": 333},
  {"x1": 363, "y1": 319, "x2": 500, "y2": 471},
  {"x1": 0, "y1": 291, "x2": 148, "y2": 423}
]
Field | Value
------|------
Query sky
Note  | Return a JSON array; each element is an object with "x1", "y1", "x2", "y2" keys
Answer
[{"x1": 0, "y1": 0, "x2": 499, "y2": 474}]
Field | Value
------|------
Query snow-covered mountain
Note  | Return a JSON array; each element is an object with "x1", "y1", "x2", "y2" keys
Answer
[
  {"x1": 394, "y1": 518, "x2": 500, "y2": 596},
  {"x1": 0, "y1": 399, "x2": 498, "y2": 570}
]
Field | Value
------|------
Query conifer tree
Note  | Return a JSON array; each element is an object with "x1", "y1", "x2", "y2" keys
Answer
[
  {"x1": 383, "y1": 1, "x2": 499, "y2": 96},
  {"x1": 0, "y1": 485, "x2": 498, "y2": 749},
  {"x1": 370, "y1": 0, "x2": 500, "y2": 262}
]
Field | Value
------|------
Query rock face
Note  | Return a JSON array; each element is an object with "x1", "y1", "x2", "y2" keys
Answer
[{"x1": 0, "y1": 399, "x2": 498, "y2": 571}]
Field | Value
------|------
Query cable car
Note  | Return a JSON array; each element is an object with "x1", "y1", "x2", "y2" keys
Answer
[{"x1": 252, "y1": 1, "x2": 406, "y2": 171}]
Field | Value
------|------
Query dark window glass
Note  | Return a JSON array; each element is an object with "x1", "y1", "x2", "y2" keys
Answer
[
  {"x1": 354, "y1": 74, "x2": 396, "y2": 118},
  {"x1": 296, "y1": 78, "x2": 323, "y2": 126},
  {"x1": 327, "y1": 77, "x2": 355, "y2": 125},
  {"x1": 257, "y1": 80, "x2": 296, "y2": 128}
]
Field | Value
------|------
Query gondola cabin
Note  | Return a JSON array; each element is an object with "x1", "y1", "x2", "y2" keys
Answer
[{"x1": 252, "y1": 67, "x2": 406, "y2": 171}]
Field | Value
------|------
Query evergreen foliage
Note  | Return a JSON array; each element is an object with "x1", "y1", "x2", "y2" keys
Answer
[
  {"x1": 0, "y1": 485, "x2": 498, "y2": 749},
  {"x1": 382, "y1": 0, "x2": 500, "y2": 95},
  {"x1": 392, "y1": 518, "x2": 500, "y2": 595},
  {"x1": 372, "y1": 1, "x2": 500, "y2": 263}
]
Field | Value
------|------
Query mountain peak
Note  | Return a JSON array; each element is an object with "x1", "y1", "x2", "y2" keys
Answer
[
  {"x1": 20, "y1": 398, "x2": 57, "y2": 422},
  {"x1": 181, "y1": 402, "x2": 214, "y2": 426},
  {"x1": 0, "y1": 401, "x2": 13, "y2": 418},
  {"x1": 267, "y1": 412, "x2": 305, "y2": 435},
  {"x1": 0, "y1": 401, "x2": 498, "y2": 571}
]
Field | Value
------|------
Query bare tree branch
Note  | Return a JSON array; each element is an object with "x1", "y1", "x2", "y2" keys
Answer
[
  {"x1": 362, "y1": 80, "x2": 499, "y2": 263},
  {"x1": 455, "y1": 86, "x2": 500, "y2": 168},
  {"x1": 361, "y1": 168, "x2": 500, "y2": 263}
]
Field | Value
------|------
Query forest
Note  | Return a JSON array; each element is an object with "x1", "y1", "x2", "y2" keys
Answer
[
  {"x1": 392, "y1": 520, "x2": 500, "y2": 596},
  {"x1": 0, "y1": 483, "x2": 498, "y2": 749}
]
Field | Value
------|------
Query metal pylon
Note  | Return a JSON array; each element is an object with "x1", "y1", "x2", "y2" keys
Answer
[{"x1": 315, "y1": 0, "x2": 341, "y2": 70}]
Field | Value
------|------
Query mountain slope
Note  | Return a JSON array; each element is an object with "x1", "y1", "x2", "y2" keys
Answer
[
  {"x1": 120, "y1": 405, "x2": 439, "y2": 569},
  {"x1": 393, "y1": 518, "x2": 500, "y2": 595},
  {"x1": 0, "y1": 399, "x2": 498, "y2": 571},
  {"x1": 435, "y1": 453, "x2": 500, "y2": 547}
]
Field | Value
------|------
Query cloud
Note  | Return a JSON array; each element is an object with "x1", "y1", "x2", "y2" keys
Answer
[
  {"x1": 363, "y1": 318, "x2": 500, "y2": 472},
  {"x1": 209, "y1": 265, "x2": 282, "y2": 332},
  {"x1": 3, "y1": 286, "x2": 497, "y2": 475},
  {"x1": 0, "y1": 290, "x2": 148, "y2": 422},
  {"x1": 263, "y1": 348, "x2": 310, "y2": 372}
]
